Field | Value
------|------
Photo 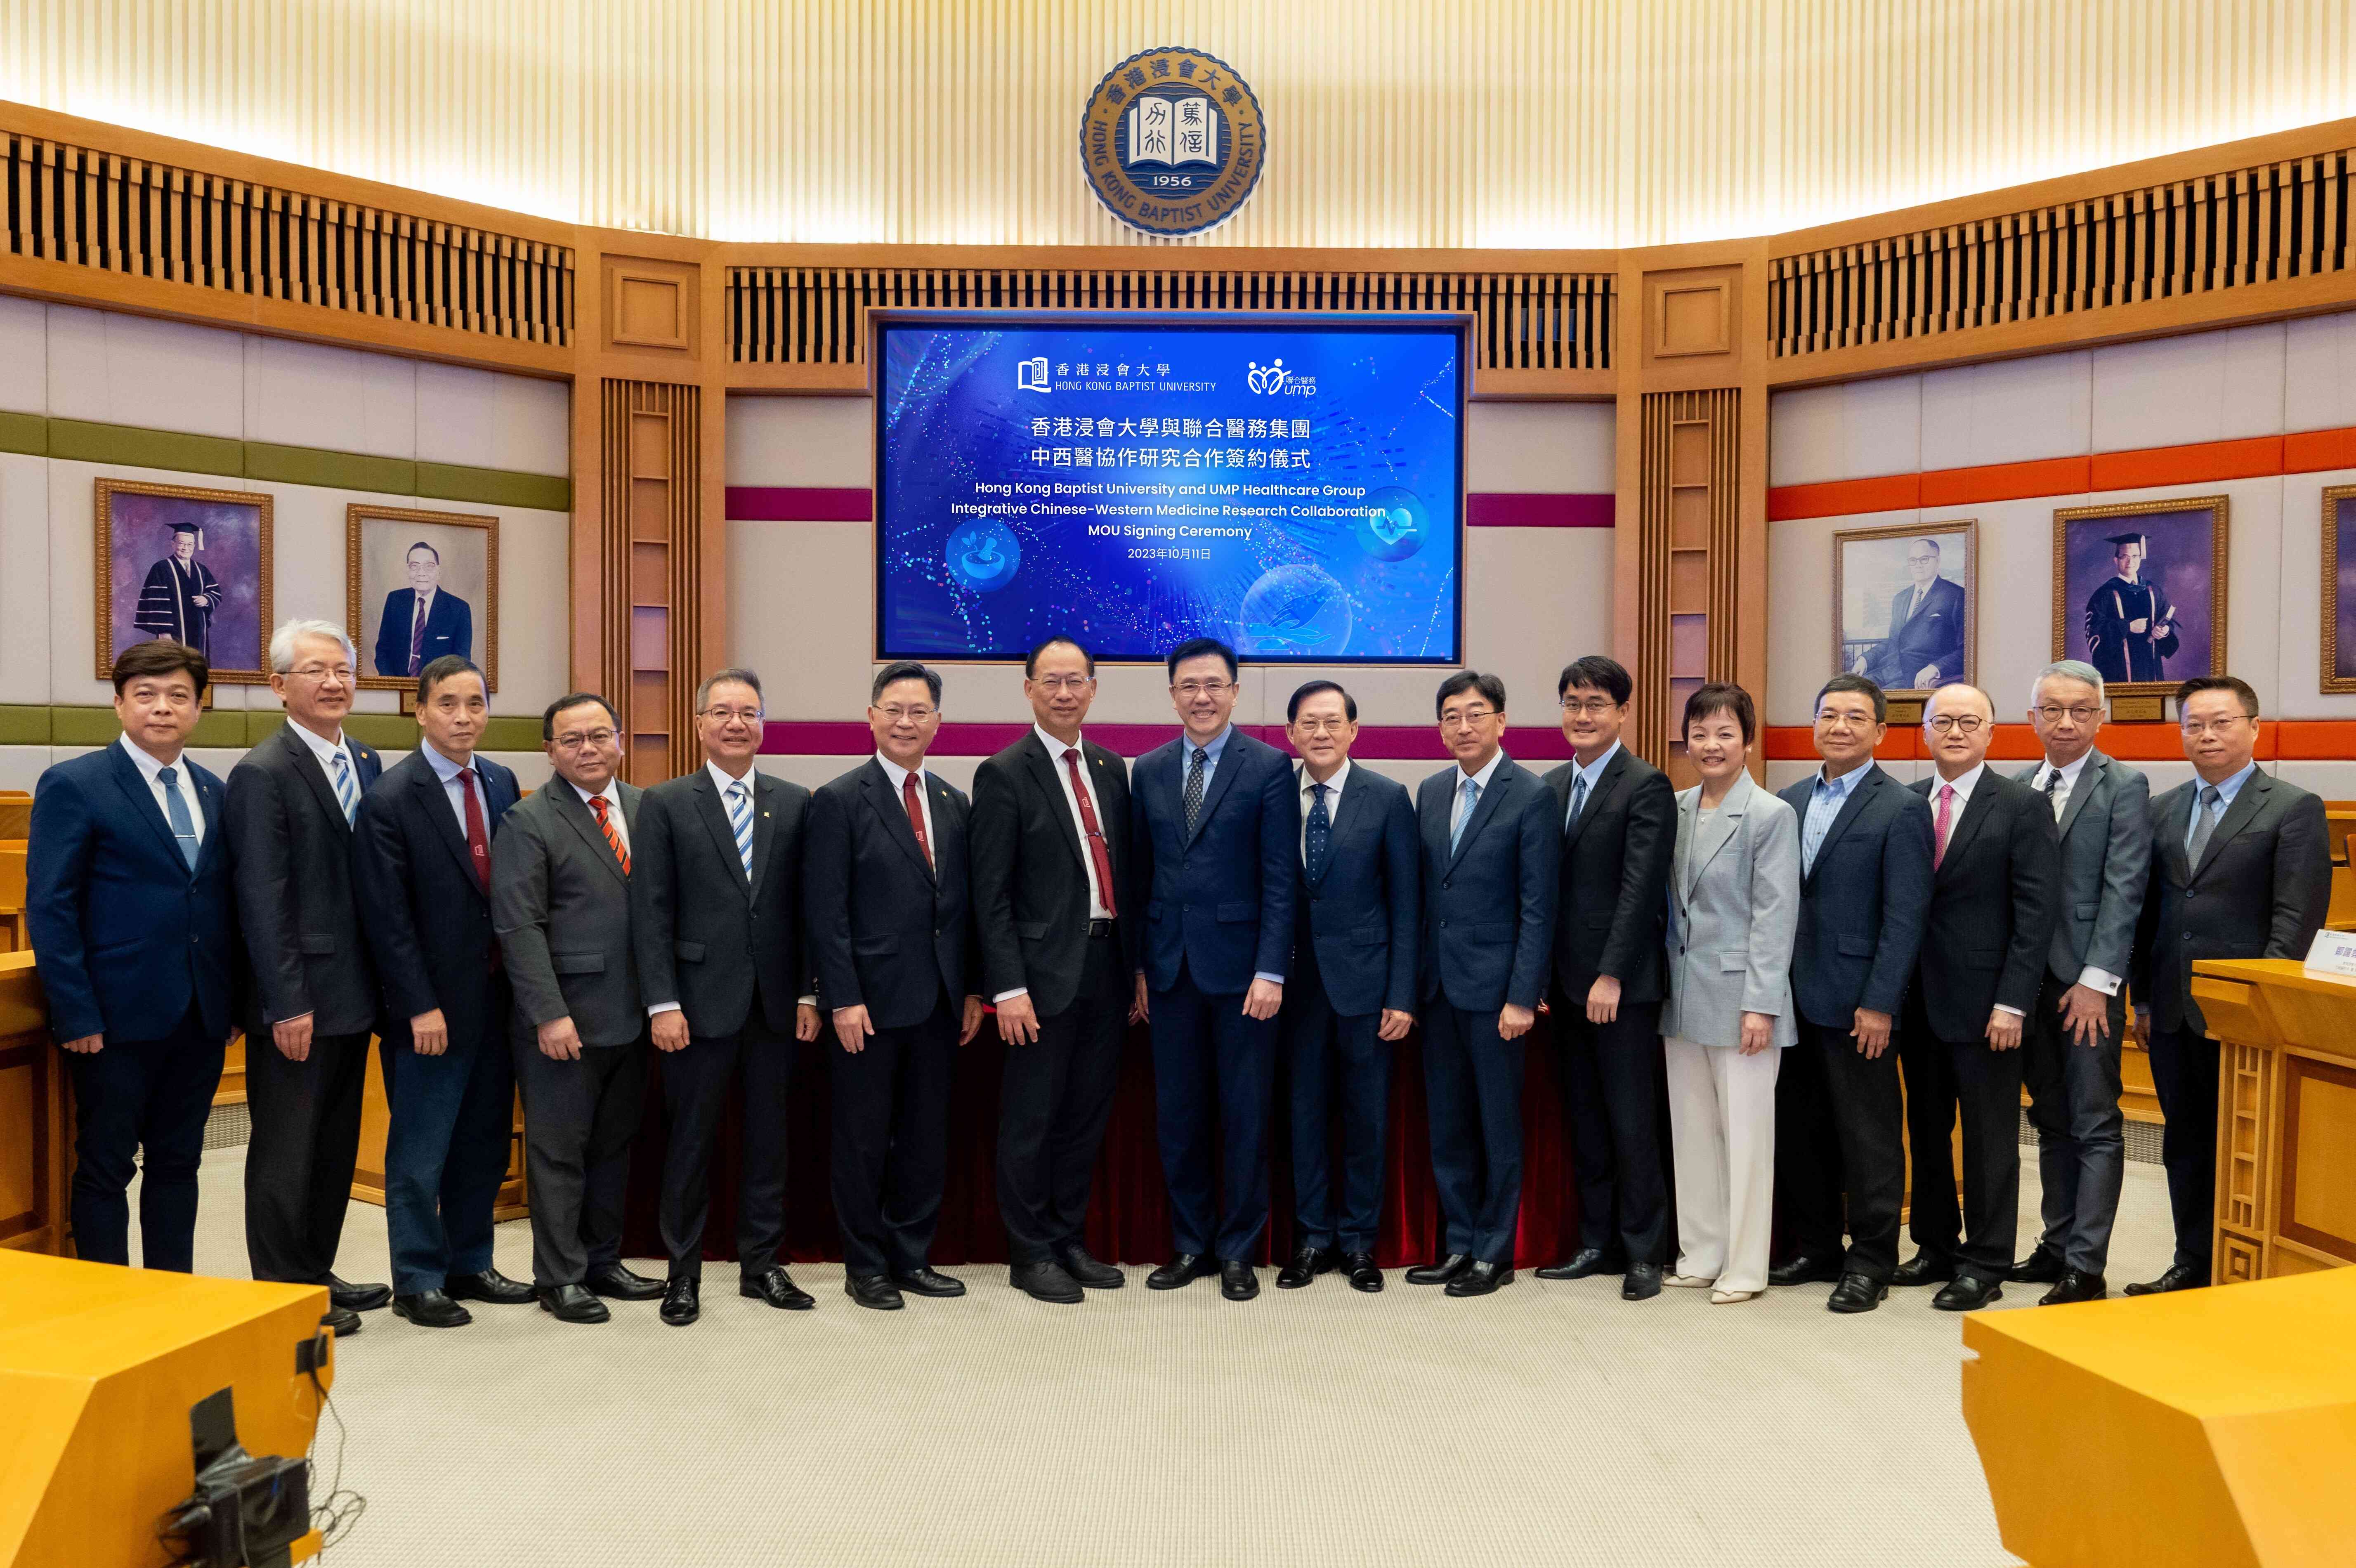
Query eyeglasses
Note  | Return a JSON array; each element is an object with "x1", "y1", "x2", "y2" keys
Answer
[
  {"x1": 700, "y1": 706, "x2": 764, "y2": 724},
  {"x1": 875, "y1": 705, "x2": 936, "y2": 723},
  {"x1": 1173, "y1": 680, "x2": 1234, "y2": 699},
  {"x1": 1292, "y1": 718, "x2": 1350, "y2": 736},
  {"x1": 552, "y1": 727, "x2": 617, "y2": 750},
  {"x1": 1031, "y1": 675, "x2": 1092, "y2": 692},
  {"x1": 1440, "y1": 707, "x2": 1498, "y2": 729},
  {"x1": 287, "y1": 664, "x2": 356, "y2": 682},
  {"x1": 1558, "y1": 697, "x2": 1619, "y2": 716},
  {"x1": 1925, "y1": 714, "x2": 1987, "y2": 734},
  {"x1": 2035, "y1": 705, "x2": 2102, "y2": 724},
  {"x1": 2181, "y1": 714, "x2": 2254, "y2": 738}
]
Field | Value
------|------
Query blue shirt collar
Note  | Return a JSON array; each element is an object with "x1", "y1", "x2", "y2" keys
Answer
[
  {"x1": 420, "y1": 737, "x2": 473, "y2": 784},
  {"x1": 1571, "y1": 739, "x2": 1620, "y2": 785},
  {"x1": 2205, "y1": 760, "x2": 2259, "y2": 805},
  {"x1": 1180, "y1": 724, "x2": 1235, "y2": 763},
  {"x1": 1813, "y1": 761, "x2": 1873, "y2": 801}
]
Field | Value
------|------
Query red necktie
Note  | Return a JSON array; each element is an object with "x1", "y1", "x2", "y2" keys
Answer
[
  {"x1": 589, "y1": 793, "x2": 630, "y2": 875},
  {"x1": 902, "y1": 770, "x2": 933, "y2": 871},
  {"x1": 1063, "y1": 747, "x2": 1118, "y2": 918},
  {"x1": 459, "y1": 765, "x2": 491, "y2": 892},
  {"x1": 1933, "y1": 782, "x2": 1955, "y2": 868}
]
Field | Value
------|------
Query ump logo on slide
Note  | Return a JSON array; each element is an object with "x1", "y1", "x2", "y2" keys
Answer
[
  {"x1": 1079, "y1": 47, "x2": 1267, "y2": 238},
  {"x1": 1246, "y1": 359, "x2": 1287, "y2": 395}
]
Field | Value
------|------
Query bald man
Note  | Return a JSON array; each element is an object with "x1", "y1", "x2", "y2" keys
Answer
[{"x1": 1894, "y1": 684, "x2": 2059, "y2": 1311}]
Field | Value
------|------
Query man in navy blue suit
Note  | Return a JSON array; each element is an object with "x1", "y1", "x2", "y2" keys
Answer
[
  {"x1": 353, "y1": 655, "x2": 531, "y2": 1327},
  {"x1": 1131, "y1": 638, "x2": 1296, "y2": 1301},
  {"x1": 1408, "y1": 671, "x2": 1560, "y2": 1298},
  {"x1": 1273, "y1": 680, "x2": 1418, "y2": 1295},
  {"x1": 26, "y1": 639, "x2": 238, "y2": 1272},
  {"x1": 372, "y1": 541, "x2": 475, "y2": 678}
]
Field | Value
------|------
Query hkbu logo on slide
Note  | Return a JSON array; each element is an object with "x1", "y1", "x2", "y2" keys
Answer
[
  {"x1": 1017, "y1": 356, "x2": 1051, "y2": 393},
  {"x1": 1246, "y1": 358, "x2": 1288, "y2": 394}
]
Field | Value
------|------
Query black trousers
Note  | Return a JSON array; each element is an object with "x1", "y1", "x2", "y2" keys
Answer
[
  {"x1": 243, "y1": 1026, "x2": 371, "y2": 1286},
  {"x1": 1898, "y1": 1003, "x2": 2025, "y2": 1283},
  {"x1": 1776, "y1": 1018, "x2": 1907, "y2": 1281},
  {"x1": 829, "y1": 992, "x2": 957, "y2": 1278},
  {"x1": 2145, "y1": 1023, "x2": 2219, "y2": 1276},
  {"x1": 380, "y1": 996, "x2": 514, "y2": 1297},
  {"x1": 514, "y1": 1030, "x2": 649, "y2": 1287},
  {"x1": 1553, "y1": 994, "x2": 1669, "y2": 1266},
  {"x1": 1422, "y1": 998, "x2": 1523, "y2": 1264},
  {"x1": 1282, "y1": 960, "x2": 1390, "y2": 1255},
  {"x1": 1149, "y1": 966, "x2": 1279, "y2": 1261},
  {"x1": 2021, "y1": 975, "x2": 2127, "y2": 1276},
  {"x1": 66, "y1": 1007, "x2": 224, "y2": 1272},
  {"x1": 996, "y1": 929, "x2": 1125, "y2": 1266},
  {"x1": 659, "y1": 1017, "x2": 794, "y2": 1279}
]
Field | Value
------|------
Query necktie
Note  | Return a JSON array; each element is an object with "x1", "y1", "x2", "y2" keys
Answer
[
  {"x1": 1183, "y1": 746, "x2": 1208, "y2": 835},
  {"x1": 727, "y1": 780, "x2": 755, "y2": 880},
  {"x1": 458, "y1": 765, "x2": 491, "y2": 892},
  {"x1": 1566, "y1": 771, "x2": 1589, "y2": 829},
  {"x1": 157, "y1": 765, "x2": 200, "y2": 872},
  {"x1": 1451, "y1": 777, "x2": 1480, "y2": 854},
  {"x1": 2042, "y1": 765, "x2": 2065, "y2": 821},
  {"x1": 407, "y1": 594, "x2": 427, "y2": 676},
  {"x1": 588, "y1": 793, "x2": 629, "y2": 875},
  {"x1": 1063, "y1": 748, "x2": 1118, "y2": 918},
  {"x1": 2186, "y1": 783, "x2": 2224, "y2": 866},
  {"x1": 1932, "y1": 782, "x2": 1956, "y2": 869},
  {"x1": 1305, "y1": 782, "x2": 1332, "y2": 883},
  {"x1": 331, "y1": 749, "x2": 359, "y2": 826},
  {"x1": 902, "y1": 770, "x2": 934, "y2": 872}
]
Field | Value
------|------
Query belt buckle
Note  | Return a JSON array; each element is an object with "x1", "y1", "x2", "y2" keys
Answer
[{"x1": 1088, "y1": 918, "x2": 1114, "y2": 938}]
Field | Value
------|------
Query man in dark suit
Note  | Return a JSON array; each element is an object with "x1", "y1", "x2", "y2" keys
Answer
[
  {"x1": 2007, "y1": 661, "x2": 2150, "y2": 1306},
  {"x1": 1131, "y1": 637, "x2": 1296, "y2": 1302},
  {"x1": 225, "y1": 619, "x2": 388, "y2": 1334},
  {"x1": 26, "y1": 640, "x2": 236, "y2": 1274},
  {"x1": 972, "y1": 637, "x2": 1139, "y2": 1305},
  {"x1": 488, "y1": 692, "x2": 667, "y2": 1323},
  {"x1": 1273, "y1": 680, "x2": 1418, "y2": 1296},
  {"x1": 632, "y1": 667, "x2": 821, "y2": 1327},
  {"x1": 1535, "y1": 655, "x2": 1675, "y2": 1301},
  {"x1": 1409, "y1": 671, "x2": 1560, "y2": 1299},
  {"x1": 1896, "y1": 683, "x2": 2060, "y2": 1311},
  {"x1": 805, "y1": 662, "x2": 985, "y2": 1311},
  {"x1": 372, "y1": 541, "x2": 474, "y2": 678},
  {"x1": 1771, "y1": 674, "x2": 1934, "y2": 1314},
  {"x1": 1853, "y1": 537, "x2": 1966, "y2": 690},
  {"x1": 354, "y1": 655, "x2": 532, "y2": 1327},
  {"x1": 2128, "y1": 675, "x2": 2330, "y2": 1294}
]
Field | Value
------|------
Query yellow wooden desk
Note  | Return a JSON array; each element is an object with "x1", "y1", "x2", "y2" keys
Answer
[{"x1": 0, "y1": 1251, "x2": 332, "y2": 1568}]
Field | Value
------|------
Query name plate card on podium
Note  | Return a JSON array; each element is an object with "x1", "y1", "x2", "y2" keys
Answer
[{"x1": 2299, "y1": 928, "x2": 2356, "y2": 981}]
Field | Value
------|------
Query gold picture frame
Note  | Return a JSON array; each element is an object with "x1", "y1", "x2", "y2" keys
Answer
[
  {"x1": 346, "y1": 503, "x2": 500, "y2": 692},
  {"x1": 1830, "y1": 517, "x2": 1978, "y2": 700},
  {"x1": 2051, "y1": 495, "x2": 2229, "y2": 699},
  {"x1": 2323, "y1": 485, "x2": 2356, "y2": 694},
  {"x1": 94, "y1": 478, "x2": 275, "y2": 685}
]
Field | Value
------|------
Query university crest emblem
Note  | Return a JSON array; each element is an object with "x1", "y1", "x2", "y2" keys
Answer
[{"x1": 1079, "y1": 47, "x2": 1267, "y2": 238}]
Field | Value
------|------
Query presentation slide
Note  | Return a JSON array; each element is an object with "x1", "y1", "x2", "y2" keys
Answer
[{"x1": 874, "y1": 314, "x2": 1463, "y2": 663}]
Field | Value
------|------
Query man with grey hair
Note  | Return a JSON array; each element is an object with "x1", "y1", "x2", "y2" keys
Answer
[
  {"x1": 225, "y1": 618, "x2": 390, "y2": 1332},
  {"x1": 2006, "y1": 661, "x2": 2149, "y2": 1304},
  {"x1": 1852, "y1": 536, "x2": 1966, "y2": 691}
]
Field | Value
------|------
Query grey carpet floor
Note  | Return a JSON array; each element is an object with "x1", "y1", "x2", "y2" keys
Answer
[{"x1": 157, "y1": 1149, "x2": 2178, "y2": 1567}]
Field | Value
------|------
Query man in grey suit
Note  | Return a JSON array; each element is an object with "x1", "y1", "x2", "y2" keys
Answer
[
  {"x1": 490, "y1": 693, "x2": 667, "y2": 1322},
  {"x1": 2128, "y1": 675, "x2": 2330, "y2": 1295},
  {"x1": 2006, "y1": 661, "x2": 2150, "y2": 1305}
]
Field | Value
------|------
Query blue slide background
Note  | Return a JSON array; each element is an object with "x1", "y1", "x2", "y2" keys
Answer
[{"x1": 875, "y1": 317, "x2": 1461, "y2": 662}]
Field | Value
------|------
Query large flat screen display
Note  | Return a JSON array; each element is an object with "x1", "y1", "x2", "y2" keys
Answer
[{"x1": 874, "y1": 312, "x2": 1464, "y2": 663}]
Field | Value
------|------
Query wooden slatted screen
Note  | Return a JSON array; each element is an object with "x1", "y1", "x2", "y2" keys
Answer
[
  {"x1": 3, "y1": 133, "x2": 574, "y2": 347},
  {"x1": 727, "y1": 266, "x2": 1613, "y2": 372},
  {"x1": 1770, "y1": 151, "x2": 2353, "y2": 357}
]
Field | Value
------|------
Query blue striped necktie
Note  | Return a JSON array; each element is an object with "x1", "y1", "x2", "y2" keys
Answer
[
  {"x1": 157, "y1": 765, "x2": 201, "y2": 871},
  {"x1": 331, "y1": 749, "x2": 359, "y2": 825},
  {"x1": 727, "y1": 779, "x2": 755, "y2": 880},
  {"x1": 1450, "y1": 777, "x2": 1479, "y2": 854}
]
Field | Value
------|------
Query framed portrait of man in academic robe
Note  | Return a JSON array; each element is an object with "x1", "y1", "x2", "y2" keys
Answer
[
  {"x1": 2053, "y1": 496, "x2": 2228, "y2": 698},
  {"x1": 2323, "y1": 485, "x2": 2356, "y2": 694},
  {"x1": 96, "y1": 478, "x2": 273, "y2": 683}
]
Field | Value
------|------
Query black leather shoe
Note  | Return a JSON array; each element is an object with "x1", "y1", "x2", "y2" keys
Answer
[
  {"x1": 659, "y1": 1276, "x2": 700, "y2": 1326},
  {"x1": 1405, "y1": 1252, "x2": 1471, "y2": 1286},
  {"x1": 1931, "y1": 1274, "x2": 2004, "y2": 1312},
  {"x1": 1445, "y1": 1259, "x2": 1514, "y2": 1297},
  {"x1": 537, "y1": 1284, "x2": 610, "y2": 1323},
  {"x1": 1343, "y1": 1252, "x2": 1383, "y2": 1292},
  {"x1": 1621, "y1": 1261, "x2": 1664, "y2": 1301},
  {"x1": 2124, "y1": 1262, "x2": 2207, "y2": 1296},
  {"x1": 847, "y1": 1273, "x2": 906, "y2": 1311},
  {"x1": 2040, "y1": 1270, "x2": 2107, "y2": 1306},
  {"x1": 2007, "y1": 1249, "x2": 2066, "y2": 1285},
  {"x1": 444, "y1": 1267, "x2": 534, "y2": 1305},
  {"x1": 1220, "y1": 1260, "x2": 1259, "y2": 1301},
  {"x1": 741, "y1": 1266, "x2": 816, "y2": 1310},
  {"x1": 893, "y1": 1266, "x2": 965, "y2": 1298},
  {"x1": 1147, "y1": 1253, "x2": 1218, "y2": 1290},
  {"x1": 1011, "y1": 1260, "x2": 1084, "y2": 1304},
  {"x1": 1276, "y1": 1246, "x2": 1338, "y2": 1289},
  {"x1": 1826, "y1": 1273, "x2": 1888, "y2": 1313},
  {"x1": 321, "y1": 1304, "x2": 363, "y2": 1338},
  {"x1": 1768, "y1": 1254, "x2": 1843, "y2": 1287},
  {"x1": 584, "y1": 1263, "x2": 666, "y2": 1301},
  {"x1": 1892, "y1": 1252, "x2": 1955, "y2": 1287},
  {"x1": 391, "y1": 1289, "x2": 472, "y2": 1328},
  {"x1": 1055, "y1": 1245, "x2": 1124, "y2": 1289},
  {"x1": 328, "y1": 1274, "x2": 392, "y2": 1313},
  {"x1": 1534, "y1": 1247, "x2": 1624, "y2": 1281}
]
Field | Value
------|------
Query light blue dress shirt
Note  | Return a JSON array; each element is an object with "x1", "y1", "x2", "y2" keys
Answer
[
  {"x1": 1800, "y1": 762, "x2": 1872, "y2": 875},
  {"x1": 2186, "y1": 760, "x2": 2259, "y2": 850}
]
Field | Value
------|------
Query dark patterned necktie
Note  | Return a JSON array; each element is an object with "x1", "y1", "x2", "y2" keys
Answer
[
  {"x1": 1305, "y1": 782, "x2": 1331, "y2": 882},
  {"x1": 1183, "y1": 746, "x2": 1207, "y2": 834}
]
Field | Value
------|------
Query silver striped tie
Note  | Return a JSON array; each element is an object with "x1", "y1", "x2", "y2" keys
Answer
[
  {"x1": 729, "y1": 781, "x2": 754, "y2": 879},
  {"x1": 332, "y1": 750, "x2": 359, "y2": 825}
]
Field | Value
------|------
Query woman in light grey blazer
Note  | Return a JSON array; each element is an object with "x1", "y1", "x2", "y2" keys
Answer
[{"x1": 1659, "y1": 683, "x2": 1801, "y2": 1302}]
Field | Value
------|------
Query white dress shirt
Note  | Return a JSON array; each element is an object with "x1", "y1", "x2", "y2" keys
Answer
[
  {"x1": 118, "y1": 733, "x2": 205, "y2": 851},
  {"x1": 418, "y1": 737, "x2": 489, "y2": 835},
  {"x1": 873, "y1": 753, "x2": 934, "y2": 862},
  {"x1": 1296, "y1": 757, "x2": 1352, "y2": 864},
  {"x1": 1449, "y1": 748, "x2": 1506, "y2": 838},
  {"x1": 1927, "y1": 762, "x2": 2022, "y2": 1018},
  {"x1": 284, "y1": 718, "x2": 361, "y2": 799},
  {"x1": 1563, "y1": 739, "x2": 1619, "y2": 828},
  {"x1": 572, "y1": 779, "x2": 630, "y2": 855},
  {"x1": 2029, "y1": 752, "x2": 2118, "y2": 995},
  {"x1": 996, "y1": 725, "x2": 1116, "y2": 1004}
]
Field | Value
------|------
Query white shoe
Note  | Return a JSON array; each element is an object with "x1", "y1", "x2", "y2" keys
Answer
[
  {"x1": 1709, "y1": 1288, "x2": 1760, "y2": 1305},
  {"x1": 1664, "y1": 1273, "x2": 1717, "y2": 1289}
]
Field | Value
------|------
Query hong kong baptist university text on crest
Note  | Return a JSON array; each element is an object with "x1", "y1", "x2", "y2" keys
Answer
[{"x1": 1080, "y1": 46, "x2": 1267, "y2": 238}]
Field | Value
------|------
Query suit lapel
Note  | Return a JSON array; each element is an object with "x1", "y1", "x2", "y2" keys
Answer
[
  {"x1": 862, "y1": 759, "x2": 936, "y2": 881},
  {"x1": 1303, "y1": 767, "x2": 1353, "y2": 890},
  {"x1": 1183, "y1": 732, "x2": 1246, "y2": 846},
  {"x1": 748, "y1": 775, "x2": 783, "y2": 897},
  {"x1": 2157, "y1": 783, "x2": 2195, "y2": 886},
  {"x1": 550, "y1": 780, "x2": 629, "y2": 887},
  {"x1": 2056, "y1": 754, "x2": 2105, "y2": 842},
  {"x1": 189, "y1": 766, "x2": 225, "y2": 879},
  {"x1": 1448, "y1": 756, "x2": 1513, "y2": 868},
  {"x1": 1022, "y1": 734, "x2": 1089, "y2": 871},
  {"x1": 1687, "y1": 772, "x2": 1749, "y2": 893},
  {"x1": 1560, "y1": 749, "x2": 1627, "y2": 852},
  {"x1": 2193, "y1": 772, "x2": 2269, "y2": 883},
  {"x1": 1802, "y1": 765, "x2": 1879, "y2": 888},
  {"x1": 693, "y1": 768, "x2": 753, "y2": 897},
  {"x1": 413, "y1": 755, "x2": 481, "y2": 889},
  {"x1": 281, "y1": 726, "x2": 354, "y2": 837},
  {"x1": 106, "y1": 743, "x2": 186, "y2": 869},
  {"x1": 1933, "y1": 773, "x2": 1998, "y2": 879}
]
